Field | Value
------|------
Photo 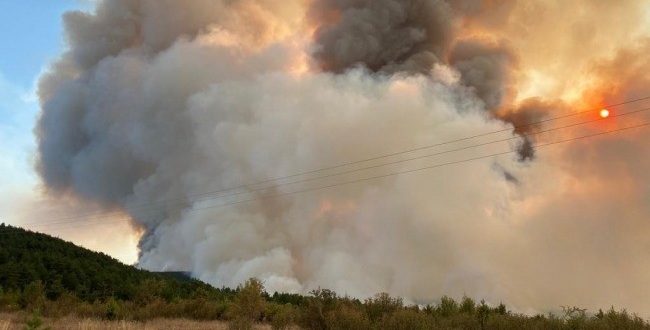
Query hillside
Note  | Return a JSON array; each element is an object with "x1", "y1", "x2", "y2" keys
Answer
[{"x1": 0, "y1": 223, "x2": 228, "y2": 302}]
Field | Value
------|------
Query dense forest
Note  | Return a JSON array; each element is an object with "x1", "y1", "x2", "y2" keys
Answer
[
  {"x1": 0, "y1": 224, "x2": 227, "y2": 300},
  {"x1": 1, "y1": 224, "x2": 648, "y2": 329}
]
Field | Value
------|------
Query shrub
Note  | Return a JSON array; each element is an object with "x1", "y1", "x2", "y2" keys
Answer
[
  {"x1": 436, "y1": 296, "x2": 458, "y2": 317},
  {"x1": 0, "y1": 288, "x2": 21, "y2": 311},
  {"x1": 298, "y1": 289, "x2": 339, "y2": 330},
  {"x1": 105, "y1": 297, "x2": 123, "y2": 320},
  {"x1": 325, "y1": 305, "x2": 371, "y2": 330},
  {"x1": 459, "y1": 295, "x2": 476, "y2": 314},
  {"x1": 229, "y1": 278, "x2": 265, "y2": 330},
  {"x1": 21, "y1": 281, "x2": 46, "y2": 311},
  {"x1": 24, "y1": 309, "x2": 45, "y2": 330},
  {"x1": 365, "y1": 292, "x2": 403, "y2": 322},
  {"x1": 266, "y1": 303, "x2": 296, "y2": 330},
  {"x1": 477, "y1": 300, "x2": 490, "y2": 329},
  {"x1": 596, "y1": 307, "x2": 648, "y2": 329},
  {"x1": 42, "y1": 292, "x2": 81, "y2": 317},
  {"x1": 184, "y1": 298, "x2": 229, "y2": 320},
  {"x1": 133, "y1": 279, "x2": 165, "y2": 306},
  {"x1": 381, "y1": 309, "x2": 435, "y2": 330}
]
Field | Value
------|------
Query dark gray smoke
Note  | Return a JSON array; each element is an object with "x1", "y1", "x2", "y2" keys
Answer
[
  {"x1": 501, "y1": 98, "x2": 563, "y2": 161},
  {"x1": 448, "y1": 39, "x2": 516, "y2": 112},
  {"x1": 310, "y1": 0, "x2": 454, "y2": 74},
  {"x1": 309, "y1": 0, "x2": 542, "y2": 160}
]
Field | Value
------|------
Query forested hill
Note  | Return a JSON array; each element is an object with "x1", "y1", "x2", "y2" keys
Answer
[{"x1": 0, "y1": 223, "x2": 229, "y2": 301}]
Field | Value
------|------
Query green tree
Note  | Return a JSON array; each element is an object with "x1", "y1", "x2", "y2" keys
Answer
[
  {"x1": 436, "y1": 296, "x2": 458, "y2": 317},
  {"x1": 229, "y1": 278, "x2": 266, "y2": 330},
  {"x1": 460, "y1": 295, "x2": 476, "y2": 314},
  {"x1": 299, "y1": 289, "x2": 338, "y2": 330},
  {"x1": 477, "y1": 300, "x2": 490, "y2": 330}
]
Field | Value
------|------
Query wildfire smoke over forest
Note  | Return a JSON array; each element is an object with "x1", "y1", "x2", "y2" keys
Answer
[{"x1": 28, "y1": 0, "x2": 650, "y2": 314}]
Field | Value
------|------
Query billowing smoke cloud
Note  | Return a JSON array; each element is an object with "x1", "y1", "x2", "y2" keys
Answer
[
  {"x1": 446, "y1": 37, "x2": 543, "y2": 160},
  {"x1": 34, "y1": 0, "x2": 650, "y2": 315},
  {"x1": 309, "y1": 0, "x2": 545, "y2": 160},
  {"x1": 310, "y1": 0, "x2": 453, "y2": 74},
  {"x1": 448, "y1": 39, "x2": 515, "y2": 111}
]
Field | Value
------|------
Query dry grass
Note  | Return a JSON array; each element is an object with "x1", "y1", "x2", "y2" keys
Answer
[{"x1": 0, "y1": 313, "x2": 272, "y2": 330}]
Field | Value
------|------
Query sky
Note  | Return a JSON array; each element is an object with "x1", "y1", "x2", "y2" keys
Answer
[
  {"x1": 0, "y1": 0, "x2": 141, "y2": 264},
  {"x1": 3, "y1": 0, "x2": 650, "y2": 316},
  {"x1": 0, "y1": 0, "x2": 78, "y2": 181},
  {"x1": 0, "y1": 0, "x2": 89, "y2": 217}
]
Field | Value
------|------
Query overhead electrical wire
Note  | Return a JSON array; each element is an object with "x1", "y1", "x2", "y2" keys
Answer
[
  {"x1": 24, "y1": 105, "x2": 650, "y2": 229},
  {"x1": 19, "y1": 96, "x2": 650, "y2": 228},
  {"x1": 26, "y1": 119, "x2": 650, "y2": 232}
]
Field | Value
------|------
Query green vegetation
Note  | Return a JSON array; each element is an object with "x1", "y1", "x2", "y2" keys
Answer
[
  {"x1": 0, "y1": 223, "x2": 225, "y2": 302},
  {"x1": 1, "y1": 223, "x2": 648, "y2": 329}
]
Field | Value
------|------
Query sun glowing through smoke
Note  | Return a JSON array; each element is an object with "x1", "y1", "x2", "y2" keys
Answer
[{"x1": 600, "y1": 109, "x2": 610, "y2": 118}]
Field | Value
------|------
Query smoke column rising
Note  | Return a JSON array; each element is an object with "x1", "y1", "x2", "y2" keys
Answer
[{"x1": 35, "y1": 0, "x2": 650, "y2": 314}]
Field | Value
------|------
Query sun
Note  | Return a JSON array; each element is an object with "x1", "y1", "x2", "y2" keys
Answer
[{"x1": 599, "y1": 109, "x2": 610, "y2": 118}]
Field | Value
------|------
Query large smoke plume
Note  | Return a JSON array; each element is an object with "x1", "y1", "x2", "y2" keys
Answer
[{"x1": 35, "y1": 0, "x2": 650, "y2": 314}]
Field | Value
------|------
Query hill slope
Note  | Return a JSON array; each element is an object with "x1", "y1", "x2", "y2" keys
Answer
[{"x1": 0, "y1": 223, "x2": 227, "y2": 301}]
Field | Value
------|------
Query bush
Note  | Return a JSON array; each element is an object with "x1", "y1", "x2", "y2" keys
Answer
[
  {"x1": 298, "y1": 289, "x2": 339, "y2": 330},
  {"x1": 365, "y1": 292, "x2": 403, "y2": 322},
  {"x1": 325, "y1": 305, "x2": 371, "y2": 330},
  {"x1": 0, "y1": 288, "x2": 21, "y2": 311},
  {"x1": 105, "y1": 297, "x2": 123, "y2": 320},
  {"x1": 184, "y1": 298, "x2": 229, "y2": 320},
  {"x1": 24, "y1": 309, "x2": 45, "y2": 330},
  {"x1": 229, "y1": 278, "x2": 265, "y2": 330},
  {"x1": 460, "y1": 295, "x2": 476, "y2": 314},
  {"x1": 21, "y1": 281, "x2": 46, "y2": 311},
  {"x1": 436, "y1": 296, "x2": 458, "y2": 317},
  {"x1": 42, "y1": 292, "x2": 81, "y2": 317},
  {"x1": 595, "y1": 307, "x2": 648, "y2": 329},
  {"x1": 266, "y1": 303, "x2": 296, "y2": 330},
  {"x1": 133, "y1": 279, "x2": 165, "y2": 306},
  {"x1": 381, "y1": 309, "x2": 435, "y2": 330}
]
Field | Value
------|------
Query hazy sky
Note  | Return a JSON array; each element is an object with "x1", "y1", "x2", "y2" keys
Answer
[
  {"x1": 0, "y1": 1, "x2": 140, "y2": 264},
  {"x1": 1, "y1": 0, "x2": 89, "y2": 218}
]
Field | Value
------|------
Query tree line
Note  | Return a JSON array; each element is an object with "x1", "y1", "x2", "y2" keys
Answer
[{"x1": 1, "y1": 224, "x2": 648, "y2": 329}]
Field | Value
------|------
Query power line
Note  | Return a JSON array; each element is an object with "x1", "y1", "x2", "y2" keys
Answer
[
  {"x1": 26, "y1": 120, "x2": 650, "y2": 231},
  {"x1": 22, "y1": 95, "x2": 650, "y2": 225},
  {"x1": 179, "y1": 106, "x2": 650, "y2": 202},
  {"x1": 25, "y1": 107, "x2": 650, "y2": 228},
  {"x1": 153, "y1": 121, "x2": 650, "y2": 215},
  {"x1": 22, "y1": 100, "x2": 650, "y2": 228}
]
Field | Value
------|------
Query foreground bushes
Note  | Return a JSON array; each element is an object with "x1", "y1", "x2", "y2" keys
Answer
[{"x1": 1, "y1": 279, "x2": 649, "y2": 329}]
